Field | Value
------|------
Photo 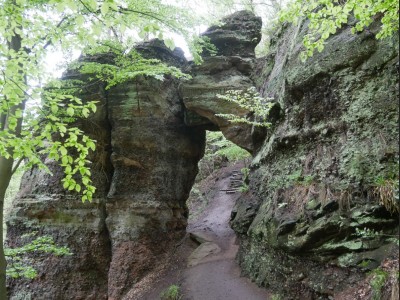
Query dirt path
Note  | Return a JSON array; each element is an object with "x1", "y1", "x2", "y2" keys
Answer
[
  {"x1": 181, "y1": 170, "x2": 271, "y2": 300},
  {"x1": 138, "y1": 165, "x2": 270, "y2": 300}
]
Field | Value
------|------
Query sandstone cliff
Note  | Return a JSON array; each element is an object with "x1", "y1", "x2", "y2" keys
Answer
[
  {"x1": 231, "y1": 17, "x2": 399, "y2": 299},
  {"x1": 6, "y1": 10, "x2": 399, "y2": 300}
]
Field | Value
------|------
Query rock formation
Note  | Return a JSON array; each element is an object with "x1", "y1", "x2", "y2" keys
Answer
[
  {"x1": 180, "y1": 10, "x2": 262, "y2": 152},
  {"x1": 6, "y1": 9, "x2": 399, "y2": 300},
  {"x1": 6, "y1": 43, "x2": 207, "y2": 300},
  {"x1": 6, "y1": 10, "x2": 261, "y2": 300},
  {"x1": 231, "y1": 19, "x2": 399, "y2": 298}
]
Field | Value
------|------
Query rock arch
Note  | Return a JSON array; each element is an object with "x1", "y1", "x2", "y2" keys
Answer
[{"x1": 6, "y1": 11, "x2": 262, "y2": 300}]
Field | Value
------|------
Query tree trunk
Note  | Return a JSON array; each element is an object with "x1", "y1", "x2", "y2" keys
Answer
[
  {"x1": 0, "y1": 157, "x2": 13, "y2": 299},
  {"x1": 0, "y1": 2, "x2": 24, "y2": 295}
]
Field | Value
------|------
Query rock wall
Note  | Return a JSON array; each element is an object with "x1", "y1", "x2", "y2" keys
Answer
[
  {"x1": 6, "y1": 69, "x2": 112, "y2": 299},
  {"x1": 231, "y1": 19, "x2": 399, "y2": 299},
  {"x1": 6, "y1": 44, "x2": 206, "y2": 300}
]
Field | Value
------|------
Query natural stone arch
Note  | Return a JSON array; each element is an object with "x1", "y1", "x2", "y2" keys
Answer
[{"x1": 6, "y1": 11, "x2": 262, "y2": 300}]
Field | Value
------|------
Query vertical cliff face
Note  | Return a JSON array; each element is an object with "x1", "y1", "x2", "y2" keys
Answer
[
  {"x1": 231, "y1": 19, "x2": 399, "y2": 298},
  {"x1": 104, "y1": 49, "x2": 205, "y2": 299},
  {"x1": 6, "y1": 43, "x2": 206, "y2": 300},
  {"x1": 6, "y1": 70, "x2": 113, "y2": 299}
]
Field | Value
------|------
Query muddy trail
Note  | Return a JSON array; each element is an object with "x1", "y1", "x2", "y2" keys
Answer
[
  {"x1": 181, "y1": 168, "x2": 270, "y2": 300},
  {"x1": 138, "y1": 163, "x2": 271, "y2": 300}
]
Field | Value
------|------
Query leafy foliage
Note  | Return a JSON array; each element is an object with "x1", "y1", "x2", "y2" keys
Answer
[
  {"x1": 5, "y1": 232, "x2": 72, "y2": 279},
  {"x1": 280, "y1": 0, "x2": 399, "y2": 60},
  {"x1": 160, "y1": 284, "x2": 182, "y2": 300},
  {"x1": 75, "y1": 41, "x2": 191, "y2": 90},
  {"x1": 0, "y1": 0, "x2": 208, "y2": 204},
  {"x1": 196, "y1": 132, "x2": 250, "y2": 181},
  {"x1": 206, "y1": 132, "x2": 251, "y2": 162},
  {"x1": 216, "y1": 87, "x2": 274, "y2": 127}
]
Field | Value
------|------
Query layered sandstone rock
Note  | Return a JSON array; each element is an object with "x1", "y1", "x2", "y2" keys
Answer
[
  {"x1": 6, "y1": 42, "x2": 206, "y2": 300},
  {"x1": 6, "y1": 11, "x2": 260, "y2": 300},
  {"x1": 180, "y1": 11, "x2": 262, "y2": 152},
  {"x1": 231, "y1": 19, "x2": 399, "y2": 298},
  {"x1": 6, "y1": 9, "x2": 399, "y2": 300}
]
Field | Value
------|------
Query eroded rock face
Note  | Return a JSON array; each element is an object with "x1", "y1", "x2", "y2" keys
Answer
[
  {"x1": 231, "y1": 20, "x2": 399, "y2": 298},
  {"x1": 180, "y1": 56, "x2": 256, "y2": 152},
  {"x1": 6, "y1": 77, "x2": 112, "y2": 299},
  {"x1": 201, "y1": 10, "x2": 262, "y2": 58},
  {"x1": 181, "y1": 10, "x2": 262, "y2": 152},
  {"x1": 6, "y1": 12, "x2": 260, "y2": 300},
  {"x1": 6, "y1": 42, "x2": 205, "y2": 300},
  {"x1": 105, "y1": 61, "x2": 205, "y2": 299},
  {"x1": 6, "y1": 10, "x2": 398, "y2": 300}
]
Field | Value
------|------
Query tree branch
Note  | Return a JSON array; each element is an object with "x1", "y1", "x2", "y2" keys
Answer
[
  {"x1": 11, "y1": 157, "x2": 23, "y2": 175},
  {"x1": 116, "y1": 6, "x2": 181, "y2": 32}
]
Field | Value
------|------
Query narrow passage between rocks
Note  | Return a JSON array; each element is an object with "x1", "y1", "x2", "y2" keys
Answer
[
  {"x1": 139, "y1": 164, "x2": 271, "y2": 300},
  {"x1": 181, "y1": 167, "x2": 271, "y2": 300}
]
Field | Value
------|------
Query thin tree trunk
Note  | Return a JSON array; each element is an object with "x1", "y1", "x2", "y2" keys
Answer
[
  {"x1": 0, "y1": 2, "x2": 24, "y2": 294},
  {"x1": 0, "y1": 157, "x2": 13, "y2": 299}
]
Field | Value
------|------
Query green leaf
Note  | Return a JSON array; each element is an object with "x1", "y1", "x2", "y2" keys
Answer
[
  {"x1": 51, "y1": 104, "x2": 58, "y2": 114},
  {"x1": 87, "y1": 141, "x2": 96, "y2": 151},
  {"x1": 82, "y1": 107, "x2": 89, "y2": 118},
  {"x1": 76, "y1": 15, "x2": 85, "y2": 27},
  {"x1": 68, "y1": 182, "x2": 75, "y2": 191},
  {"x1": 63, "y1": 181, "x2": 69, "y2": 189},
  {"x1": 164, "y1": 38, "x2": 175, "y2": 50},
  {"x1": 61, "y1": 156, "x2": 68, "y2": 165},
  {"x1": 59, "y1": 147, "x2": 67, "y2": 156},
  {"x1": 58, "y1": 124, "x2": 67, "y2": 134},
  {"x1": 101, "y1": 2, "x2": 109, "y2": 15},
  {"x1": 66, "y1": 107, "x2": 74, "y2": 116}
]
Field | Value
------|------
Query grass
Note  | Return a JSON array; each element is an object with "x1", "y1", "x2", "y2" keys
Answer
[
  {"x1": 372, "y1": 177, "x2": 399, "y2": 214},
  {"x1": 369, "y1": 268, "x2": 389, "y2": 300},
  {"x1": 159, "y1": 284, "x2": 182, "y2": 300}
]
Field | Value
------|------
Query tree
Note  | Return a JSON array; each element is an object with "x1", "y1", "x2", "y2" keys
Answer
[
  {"x1": 280, "y1": 0, "x2": 399, "y2": 60},
  {"x1": 0, "y1": 0, "x2": 206, "y2": 297}
]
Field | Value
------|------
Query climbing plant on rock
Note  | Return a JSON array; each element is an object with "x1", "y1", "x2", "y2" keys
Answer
[{"x1": 5, "y1": 232, "x2": 72, "y2": 280}]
